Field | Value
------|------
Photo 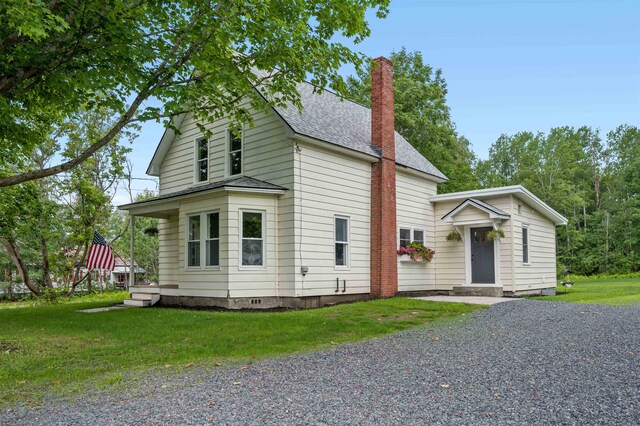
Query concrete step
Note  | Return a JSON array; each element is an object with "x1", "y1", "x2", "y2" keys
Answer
[
  {"x1": 131, "y1": 292, "x2": 154, "y2": 301},
  {"x1": 123, "y1": 298, "x2": 150, "y2": 307}
]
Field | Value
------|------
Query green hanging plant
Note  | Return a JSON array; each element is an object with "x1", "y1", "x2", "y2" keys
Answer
[
  {"x1": 487, "y1": 229, "x2": 505, "y2": 241},
  {"x1": 446, "y1": 231, "x2": 462, "y2": 242}
]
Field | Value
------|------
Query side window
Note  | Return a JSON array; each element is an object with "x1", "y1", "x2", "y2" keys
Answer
[
  {"x1": 335, "y1": 217, "x2": 349, "y2": 267},
  {"x1": 195, "y1": 137, "x2": 208, "y2": 183},
  {"x1": 522, "y1": 225, "x2": 530, "y2": 264},
  {"x1": 206, "y1": 213, "x2": 220, "y2": 267},
  {"x1": 399, "y1": 228, "x2": 411, "y2": 248},
  {"x1": 241, "y1": 211, "x2": 264, "y2": 266},
  {"x1": 399, "y1": 227, "x2": 425, "y2": 247},
  {"x1": 187, "y1": 215, "x2": 201, "y2": 267},
  {"x1": 228, "y1": 128, "x2": 243, "y2": 176}
]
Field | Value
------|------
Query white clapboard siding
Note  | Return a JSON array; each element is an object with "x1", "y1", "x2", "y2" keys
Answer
[
  {"x1": 511, "y1": 196, "x2": 558, "y2": 290},
  {"x1": 434, "y1": 200, "x2": 466, "y2": 290},
  {"x1": 158, "y1": 214, "x2": 179, "y2": 286},
  {"x1": 292, "y1": 142, "x2": 371, "y2": 297},
  {"x1": 396, "y1": 170, "x2": 437, "y2": 292}
]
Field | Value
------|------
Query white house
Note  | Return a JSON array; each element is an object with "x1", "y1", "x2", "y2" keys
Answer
[{"x1": 119, "y1": 57, "x2": 567, "y2": 309}]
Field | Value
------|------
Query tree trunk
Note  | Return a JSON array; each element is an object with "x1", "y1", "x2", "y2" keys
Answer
[
  {"x1": 1, "y1": 237, "x2": 42, "y2": 296},
  {"x1": 40, "y1": 234, "x2": 53, "y2": 288},
  {"x1": 4, "y1": 269, "x2": 13, "y2": 300},
  {"x1": 69, "y1": 241, "x2": 89, "y2": 296}
]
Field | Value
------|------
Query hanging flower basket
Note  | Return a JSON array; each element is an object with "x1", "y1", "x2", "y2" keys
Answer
[
  {"x1": 487, "y1": 229, "x2": 505, "y2": 241},
  {"x1": 397, "y1": 242, "x2": 435, "y2": 263},
  {"x1": 446, "y1": 231, "x2": 462, "y2": 242}
]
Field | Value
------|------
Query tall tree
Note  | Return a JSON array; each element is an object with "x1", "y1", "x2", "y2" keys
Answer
[
  {"x1": 345, "y1": 48, "x2": 477, "y2": 192},
  {"x1": 0, "y1": 0, "x2": 389, "y2": 187}
]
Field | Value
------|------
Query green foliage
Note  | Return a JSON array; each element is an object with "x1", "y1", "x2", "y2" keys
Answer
[
  {"x1": 345, "y1": 48, "x2": 477, "y2": 192},
  {"x1": 479, "y1": 125, "x2": 640, "y2": 275},
  {"x1": 0, "y1": 295, "x2": 481, "y2": 405},
  {"x1": 446, "y1": 231, "x2": 462, "y2": 242},
  {"x1": 397, "y1": 241, "x2": 435, "y2": 262},
  {"x1": 487, "y1": 229, "x2": 504, "y2": 241},
  {"x1": 0, "y1": 0, "x2": 390, "y2": 186}
]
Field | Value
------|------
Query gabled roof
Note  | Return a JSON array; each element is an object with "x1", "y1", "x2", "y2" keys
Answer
[
  {"x1": 119, "y1": 176, "x2": 286, "y2": 210},
  {"x1": 430, "y1": 185, "x2": 568, "y2": 226},
  {"x1": 441, "y1": 198, "x2": 511, "y2": 222},
  {"x1": 146, "y1": 81, "x2": 447, "y2": 182}
]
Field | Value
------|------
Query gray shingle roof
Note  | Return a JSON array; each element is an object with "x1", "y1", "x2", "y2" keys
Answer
[
  {"x1": 270, "y1": 82, "x2": 447, "y2": 181},
  {"x1": 120, "y1": 177, "x2": 287, "y2": 209}
]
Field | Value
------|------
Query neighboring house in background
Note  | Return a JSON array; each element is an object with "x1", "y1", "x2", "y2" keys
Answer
[{"x1": 119, "y1": 57, "x2": 567, "y2": 309}]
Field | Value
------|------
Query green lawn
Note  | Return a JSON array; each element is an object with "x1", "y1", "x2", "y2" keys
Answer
[
  {"x1": 0, "y1": 292, "x2": 482, "y2": 406},
  {"x1": 529, "y1": 277, "x2": 640, "y2": 305}
]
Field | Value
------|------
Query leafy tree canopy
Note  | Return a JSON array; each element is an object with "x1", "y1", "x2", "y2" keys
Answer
[
  {"x1": 0, "y1": 0, "x2": 389, "y2": 186},
  {"x1": 345, "y1": 48, "x2": 477, "y2": 192}
]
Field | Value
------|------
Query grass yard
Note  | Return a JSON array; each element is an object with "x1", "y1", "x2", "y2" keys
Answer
[
  {"x1": 0, "y1": 292, "x2": 482, "y2": 406},
  {"x1": 529, "y1": 277, "x2": 640, "y2": 305}
]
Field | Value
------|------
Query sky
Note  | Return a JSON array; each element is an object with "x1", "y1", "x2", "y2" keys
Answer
[{"x1": 119, "y1": 0, "x2": 640, "y2": 204}]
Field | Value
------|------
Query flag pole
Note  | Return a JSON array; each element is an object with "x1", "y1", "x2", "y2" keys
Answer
[{"x1": 128, "y1": 215, "x2": 135, "y2": 291}]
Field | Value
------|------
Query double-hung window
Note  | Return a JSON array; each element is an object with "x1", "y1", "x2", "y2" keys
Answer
[
  {"x1": 522, "y1": 225, "x2": 530, "y2": 264},
  {"x1": 187, "y1": 212, "x2": 220, "y2": 268},
  {"x1": 241, "y1": 211, "x2": 264, "y2": 266},
  {"x1": 335, "y1": 216, "x2": 349, "y2": 267},
  {"x1": 399, "y1": 227, "x2": 425, "y2": 248},
  {"x1": 206, "y1": 213, "x2": 220, "y2": 267},
  {"x1": 187, "y1": 215, "x2": 201, "y2": 267},
  {"x1": 195, "y1": 137, "x2": 208, "y2": 183},
  {"x1": 228, "y1": 128, "x2": 242, "y2": 176}
]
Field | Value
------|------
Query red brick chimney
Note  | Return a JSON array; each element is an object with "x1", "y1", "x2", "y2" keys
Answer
[{"x1": 370, "y1": 57, "x2": 397, "y2": 298}]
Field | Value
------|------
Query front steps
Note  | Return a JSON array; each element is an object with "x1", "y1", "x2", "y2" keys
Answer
[{"x1": 123, "y1": 291, "x2": 160, "y2": 307}]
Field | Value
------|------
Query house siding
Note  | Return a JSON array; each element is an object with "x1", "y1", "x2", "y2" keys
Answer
[
  {"x1": 158, "y1": 214, "x2": 179, "y2": 286},
  {"x1": 511, "y1": 196, "x2": 558, "y2": 291},
  {"x1": 292, "y1": 142, "x2": 372, "y2": 297},
  {"x1": 396, "y1": 169, "x2": 437, "y2": 292}
]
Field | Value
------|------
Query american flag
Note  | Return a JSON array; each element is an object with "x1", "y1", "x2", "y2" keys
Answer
[{"x1": 86, "y1": 231, "x2": 116, "y2": 271}]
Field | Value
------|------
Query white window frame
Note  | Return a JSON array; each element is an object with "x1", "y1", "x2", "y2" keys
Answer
[
  {"x1": 522, "y1": 224, "x2": 531, "y2": 265},
  {"x1": 194, "y1": 137, "x2": 209, "y2": 184},
  {"x1": 205, "y1": 212, "x2": 220, "y2": 268},
  {"x1": 334, "y1": 215, "x2": 350, "y2": 269},
  {"x1": 239, "y1": 209, "x2": 266, "y2": 269},
  {"x1": 398, "y1": 226, "x2": 426, "y2": 248},
  {"x1": 185, "y1": 211, "x2": 221, "y2": 270},
  {"x1": 226, "y1": 127, "x2": 244, "y2": 178}
]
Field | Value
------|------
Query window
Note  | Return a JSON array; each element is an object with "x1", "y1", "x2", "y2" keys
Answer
[
  {"x1": 206, "y1": 213, "x2": 220, "y2": 267},
  {"x1": 187, "y1": 215, "x2": 201, "y2": 267},
  {"x1": 399, "y1": 227, "x2": 425, "y2": 248},
  {"x1": 187, "y1": 212, "x2": 219, "y2": 268},
  {"x1": 195, "y1": 137, "x2": 208, "y2": 183},
  {"x1": 241, "y1": 211, "x2": 264, "y2": 266},
  {"x1": 335, "y1": 217, "x2": 349, "y2": 267},
  {"x1": 522, "y1": 225, "x2": 530, "y2": 264},
  {"x1": 228, "y1": 128, "x2": 242, "y2": 176}
]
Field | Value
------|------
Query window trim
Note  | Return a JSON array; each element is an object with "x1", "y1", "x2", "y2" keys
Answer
[
  {"x1": 226, "y1": 127, "x2": 244, "y2": 178},
  {"x1": 185, "y1": 211, "x2": 221, "y2": 270},
  {"x1": 239, "y1": 209, "x2": 266, "y2": 270},
  {"x1": 398, "y1": 226, "x2": 426, "y2": 248},
  {"x1": 334, "y1": 215, "x2": 350, "y2": 269},
  {"x1": 194, "y1": 136, "x2": 209, "y2": 185},
  {"x1": 522, "y1": 224, "x2": 530, "y2": 265}
]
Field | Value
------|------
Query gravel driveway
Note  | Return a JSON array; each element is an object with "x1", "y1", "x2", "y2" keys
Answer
[{"x1": 3, "y1": 300, "x2": 639, "y2": 425}]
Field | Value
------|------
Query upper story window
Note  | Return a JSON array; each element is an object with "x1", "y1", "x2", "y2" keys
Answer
[
  {"x1": 187, "y1": 212, "x2": 220, "y2": 268},
  {"x1": 228, "y1": 128, "x2": 243, "y2": 176},
  {"x1": 399, "y1": 227, "x2": 425, "y2": 248},
  {"x1": 241, "y1": 211, "x2": 264, "y2": 266},
  {"x1": 522, "y1": 225, "x2": 530, "y2": 264},
  {"x1": 195, "y1": 137, "x2": 208, "y2": 183},
  {"x1": 335, "y1": 216, "x2": 349, "y2": 267}
]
